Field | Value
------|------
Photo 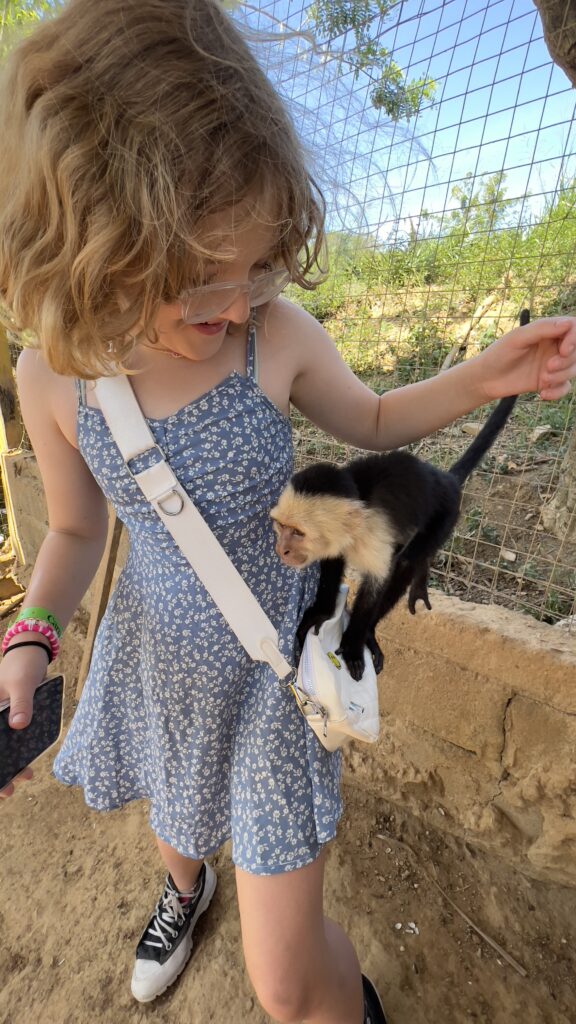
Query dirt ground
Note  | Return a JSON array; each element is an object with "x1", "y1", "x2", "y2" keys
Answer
[{"x1": 1, "y1": 737, "x2": 575, "y2": 1024}]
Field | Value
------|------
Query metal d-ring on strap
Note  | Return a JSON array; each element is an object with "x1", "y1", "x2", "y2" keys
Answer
[
  {"x1": 156, "y1": 488, "x2": 185, "y2": 516},
  {"x1": 93, "y1": 374, "x2": 293, "y2": 681}
]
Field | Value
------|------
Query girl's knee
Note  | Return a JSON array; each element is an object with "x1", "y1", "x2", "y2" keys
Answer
[
  {"x1": 235, "y1": 858, "x2": 328, "y2": 1021},
  {"x1": 250, "y1": 969, "x2": 315, "y2": 1024}
]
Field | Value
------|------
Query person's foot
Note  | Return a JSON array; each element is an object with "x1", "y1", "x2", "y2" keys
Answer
[
  {"x1": 362, "y1": 973, "x2": 388, "y2": 1023},
  {"x1": 131, "y1": 861, "x2": 217, "y2": 1002}
]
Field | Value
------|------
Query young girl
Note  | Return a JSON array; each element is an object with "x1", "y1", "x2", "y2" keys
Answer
[{"x1": 0, "y1": 2, "x2": 574, "y2": 1022}]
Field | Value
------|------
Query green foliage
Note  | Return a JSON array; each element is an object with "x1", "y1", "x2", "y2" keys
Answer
[
  {"x1": 482, "y1": 524, "x2": 501, "y2": 545},
  {"x1": 368, "y1": 61, "x2": 436, "y2": 120},
  {"x1": 414, "y1": 173, "x2": 524, "y2": 298},
  {"x1": 542, "y1": 588, "x2": 574, "y2": 623},
  {"x1": 0, "y1": 0, "x2": 54, "y2": 32},
  {"x1": 288, "y1": 175, "x2": 576, "y2": 370},
  {"x1": 287, "y1": 230, "x2": 374, "y2": 321},
  {"x1": 308, "y1": 0, "x2": 436, "y2": 120},
  {"x1": 344, "y1": 175, "x2": 576, "y2": 309},
  {"x1": 391, "y1": 319, "x2": 451, "y2": 385},
  {"x1": 288, "y1": 280, "x2": 349, "y2": 323},
  {"x1": 1, "y1": 0, "x2": 52, "y2": 27},
  {"x1": 473, "y1": 325, "x2": 498, "y2": 352},
  {"x1": 0, "y1": 0, "x2": 57, "y2": 57},
  {"x1": 518, "y1": 181, "x2": 576, "y2": 300},
  {"x1": 464, "y1": 507, "x2": 483, "y2": 536},
  {"x1": 310, "y1": 0, "x2": 394, "y2": 38}
]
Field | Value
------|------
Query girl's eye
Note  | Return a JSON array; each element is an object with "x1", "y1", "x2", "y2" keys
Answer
[
  {"x1": 200, "y1": 261, "x2": 273, "y2": 286},
  {"x1": 250, "y1": 260, "x2": 275, "y2": 278}
]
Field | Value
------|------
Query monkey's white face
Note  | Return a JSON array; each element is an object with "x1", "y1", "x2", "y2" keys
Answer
[
  {"x1": 271, "y1": 519, "x2": 313, "y2": 568},
  {"x1": 270, "y1": 485, "x2": 366, "y2": 568}
]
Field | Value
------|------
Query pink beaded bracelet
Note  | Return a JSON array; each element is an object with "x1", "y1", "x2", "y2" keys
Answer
[{"x1": 2, "y1": 618, "x2": 60, "y2": 660}]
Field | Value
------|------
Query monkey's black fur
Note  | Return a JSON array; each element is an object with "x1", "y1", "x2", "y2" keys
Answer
[{"x1": 295, "y1": 310, "x2": 530, "y2": 680}]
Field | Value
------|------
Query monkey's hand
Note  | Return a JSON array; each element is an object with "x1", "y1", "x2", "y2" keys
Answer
[
  {"x1": 336, "y1": 635, "x2": 366, "y2": 682},
  {"x1": 296, "y1": 606, "x2": 331, "y2": 648}
]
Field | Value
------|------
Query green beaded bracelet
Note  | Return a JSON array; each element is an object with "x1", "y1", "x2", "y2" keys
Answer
[{"x1": 15, "y1": 607, "x2": 62, "y2": 639}]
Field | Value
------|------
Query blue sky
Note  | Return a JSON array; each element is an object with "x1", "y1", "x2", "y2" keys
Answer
[{"x1": 237, "y1": 0, "x2": 576, "y2": 243}]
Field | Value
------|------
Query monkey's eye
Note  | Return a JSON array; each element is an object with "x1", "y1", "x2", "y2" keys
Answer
[{"x1": 291, "y1": 528, "x2": 305, "y2": 538}]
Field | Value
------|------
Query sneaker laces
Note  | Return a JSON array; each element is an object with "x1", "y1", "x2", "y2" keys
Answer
[{"x1": 143, "y1": 879, "x2": 194, "y2": 952}]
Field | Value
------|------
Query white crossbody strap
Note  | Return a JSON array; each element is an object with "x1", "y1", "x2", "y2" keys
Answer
[{"x1": 93, "y1": 375, "x2": 293, "y2": 680}]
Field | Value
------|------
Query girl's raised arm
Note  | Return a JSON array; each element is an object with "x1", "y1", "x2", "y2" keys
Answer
[{"x1": 283, "y1": 301, "x2": 576, "y2": 450}]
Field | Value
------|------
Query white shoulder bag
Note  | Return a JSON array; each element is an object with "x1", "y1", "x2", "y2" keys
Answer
[
  {"x1": 292, "y1": 586, "x2": 379, "y2": 751},
  {"x1": 93, "y1": 375, "x2": 380, "y2": 752}
]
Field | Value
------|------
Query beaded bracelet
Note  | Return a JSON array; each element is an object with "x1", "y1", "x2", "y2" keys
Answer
[
  {"x1": 2, "y1": 618, "x2": 60, "y2": 660},
  {"x1": 15, "y1": 606, "x2": 62, "y2": 639}
]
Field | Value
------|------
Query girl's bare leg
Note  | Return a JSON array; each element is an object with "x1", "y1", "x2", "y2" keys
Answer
[
  {"x1": 236, "y1": 849, "x2": 364, "y2": 1024},
  {"x1": 155, "y1": 836, "x2": 204, "y2": 891},
  {"x1": 130, "y1": 835, "x2": 215, "y2": 1003}
]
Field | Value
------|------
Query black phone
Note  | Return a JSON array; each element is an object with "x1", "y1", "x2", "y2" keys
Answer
[{"x1": 0, "y1": 674, "x2": 65, "y2": 790}]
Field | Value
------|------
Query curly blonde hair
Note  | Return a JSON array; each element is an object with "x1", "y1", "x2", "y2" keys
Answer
[{"x1": 0, "y1": 0, "x2": 325, "y2": 377}]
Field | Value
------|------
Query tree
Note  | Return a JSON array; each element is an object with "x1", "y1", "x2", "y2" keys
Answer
[
  {"x1": 308, "y1": 1, "x2": 435, "y2": 120},
  {"x1": 2, "y1": 2, "x2": 434, "y2": 122},
  {"x1": 532, "y1": 1, "x2": 576, "y2": 542},
  {"x1": 0, "y1": 0, "x2": 55, "y2": 57},
  {"x1": 533, "y1": 1, "x2": 576, "y2": 88}
]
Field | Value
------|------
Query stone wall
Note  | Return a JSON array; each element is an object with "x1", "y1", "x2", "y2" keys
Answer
[
  {"x1": 348, "y1": 593, "x2": 576, "y2": 886},
  {"x1": 4, "y1": 449, "x2": 576, "y2": 885}
]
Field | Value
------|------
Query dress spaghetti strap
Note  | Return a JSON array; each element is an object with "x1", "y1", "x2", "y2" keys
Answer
[
  {"x1": 246, "y1": 321, "x2": 258, "y2": 382},
  {"x1": 75, "y1": 378, "x2": 87, "y2": 406}
]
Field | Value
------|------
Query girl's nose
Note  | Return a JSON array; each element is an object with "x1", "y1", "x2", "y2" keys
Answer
[{"x1": 220, "y1": 289, "x2": 251, "y2": 324}]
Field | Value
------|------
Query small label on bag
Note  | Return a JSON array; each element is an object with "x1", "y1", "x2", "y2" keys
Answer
[
  {"x1": 348, "y1": 700, "x2": 365, "y2": 714},
  {"x1": 327, "y1": 651, "x2": 342, "y2": 669}
]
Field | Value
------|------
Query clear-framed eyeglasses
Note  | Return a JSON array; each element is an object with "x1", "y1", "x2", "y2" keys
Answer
[{"x1": 180, "y1": 268, "x2": 291, "y2": 324}]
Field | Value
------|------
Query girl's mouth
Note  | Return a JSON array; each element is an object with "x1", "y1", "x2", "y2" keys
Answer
[{"x1": 192, "y1": 320, "x2": 229, "y2": 335}]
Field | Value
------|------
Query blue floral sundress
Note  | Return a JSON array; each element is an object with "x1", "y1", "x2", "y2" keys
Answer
[{"x1": 53, "y1": 326, "x2": 342, "y2": 875}]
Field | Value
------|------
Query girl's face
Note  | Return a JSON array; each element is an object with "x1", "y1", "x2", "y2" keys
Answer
[{"x1": 148, "y1": 215, "x2": 282, "y2": 361}]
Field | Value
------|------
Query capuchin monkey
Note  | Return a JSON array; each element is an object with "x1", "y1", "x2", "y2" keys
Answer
[{"x1": 271, "y1": 310, "x2": 530, "y2": 681}]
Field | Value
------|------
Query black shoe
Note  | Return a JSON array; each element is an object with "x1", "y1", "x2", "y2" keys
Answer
[
  {"x1": 130, "y1": 861, "x2": 217, "y2": 1002},
  {"x1": 362, "y1": 974, "x2": 388, "y2": 1024}
]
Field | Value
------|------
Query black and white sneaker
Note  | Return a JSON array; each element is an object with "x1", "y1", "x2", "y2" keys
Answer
[
  {"x1": 130, "y1": 861, "x2": 217, "y2": 1003},
  {"x1": 362, "y1": 974, "x2": 388, "y2": 1024}
]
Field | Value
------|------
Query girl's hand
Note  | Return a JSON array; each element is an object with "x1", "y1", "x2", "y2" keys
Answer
[
  {"x1": 474, "y1": 316, "x2": 576, "y2": 402},
  {"x1": 0, "y1": 766, "x2": 33, "y2": 800},
  {"x1": 0, "y1": 645, "x2": 48, "y2": 800}
]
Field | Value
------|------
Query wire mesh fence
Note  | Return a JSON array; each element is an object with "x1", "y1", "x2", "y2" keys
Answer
[
  {"x1": 1, "y1": 1, "x2": 574, "y2": 625},
  {"x1": 245, "y1": 0, "x2": 576, "y2": 626}
]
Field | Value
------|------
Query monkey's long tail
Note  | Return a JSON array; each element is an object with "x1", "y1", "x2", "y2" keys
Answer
[
  {"x1": 449, "y1": 394, "x2": 517, "y2": 485},
  {"x1": 449, "y1": 308, "x2": 530, "y2": 486}
]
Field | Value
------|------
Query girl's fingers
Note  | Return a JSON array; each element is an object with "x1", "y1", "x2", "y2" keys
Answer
[
  {"x1": 523, "y1": 317, "x2": 576, "y2": 341},
  {"x1": 0, "y1": 766, "x2": 33, "y2": 800},
  {"x1": 547, "y1": 347, "x2": 576, "y2": 369},
  {"x1": 558, "y1": 330, "x2": 576, "y2": 356},
  {"x1": 541, "y1": 366, "x2": 575, "y2": 388},
  {"x1": 539, "y1": 380, "x2": 572, "y2": 401}
]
